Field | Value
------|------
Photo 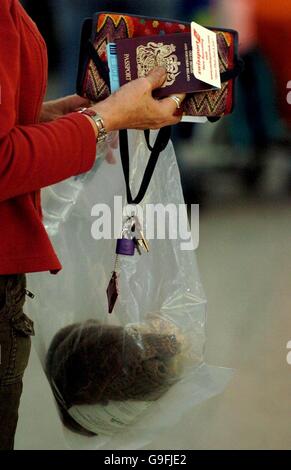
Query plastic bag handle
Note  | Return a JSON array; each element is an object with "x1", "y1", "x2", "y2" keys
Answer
[{"x1": 119, "y1": 127, "x2": 171, "y2": 205}]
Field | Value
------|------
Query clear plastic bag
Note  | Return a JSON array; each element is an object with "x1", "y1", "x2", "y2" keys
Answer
[{"x1": 27, "y1": 130, "x2": 232, "y2": 449}]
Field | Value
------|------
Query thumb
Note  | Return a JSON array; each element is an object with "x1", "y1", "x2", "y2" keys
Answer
[{"x1": 145, "y1": 66, "x2": 167, "y2": 90}]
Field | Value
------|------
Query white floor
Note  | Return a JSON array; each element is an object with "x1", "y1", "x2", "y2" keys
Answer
[{"x1": 15, "y1": 199, "x2": 291, "y2": 450}]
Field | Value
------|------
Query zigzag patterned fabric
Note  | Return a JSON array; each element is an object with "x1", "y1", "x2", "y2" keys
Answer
[{"x1": 81, "y1": 13, "x2": 236, "y2": 117}]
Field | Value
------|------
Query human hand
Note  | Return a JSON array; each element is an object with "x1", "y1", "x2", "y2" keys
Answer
[
  {"x1": 91, "y1": 67, "x2": 185, "y2": 133},
  {"x1": 40, "y1": 94, "x2": 91, "y2": 123}
]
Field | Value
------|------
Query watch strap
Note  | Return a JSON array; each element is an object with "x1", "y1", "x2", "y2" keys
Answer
[{"x1": 78, "y1": 108, "x2": 108, "y2": 143}]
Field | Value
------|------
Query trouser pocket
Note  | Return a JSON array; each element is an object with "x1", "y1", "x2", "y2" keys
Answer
[{"x1": 0, "y1": 314, "x2": 34, "y2": 387}]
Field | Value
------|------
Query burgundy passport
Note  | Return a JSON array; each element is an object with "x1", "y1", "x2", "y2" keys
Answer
[{"x1": 116, "y1": 32, "x2": 216, "y2": 98}]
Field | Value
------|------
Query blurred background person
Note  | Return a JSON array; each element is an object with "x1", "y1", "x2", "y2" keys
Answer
[
  {"x1": 29, "y1": 0, "x2": 178, "y2": 95},
  {"x1": 255, "y1": 0, "x2": 291, "y2": 129},
  {"x1": 209, "y1": 0, "x2": 286, "y2": 192},
  {"x1": 21, "y1": 0, "x2": 59, "y2": 73}
]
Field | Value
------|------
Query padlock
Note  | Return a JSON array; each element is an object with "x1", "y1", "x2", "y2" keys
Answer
[{"x1": 115, "y1": 238, "x2": 136, "y2": 256}]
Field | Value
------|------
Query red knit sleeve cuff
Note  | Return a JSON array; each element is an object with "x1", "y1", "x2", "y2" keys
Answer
[{"x1": 62, "y1": 112, "x2": 97, "y2": 175}]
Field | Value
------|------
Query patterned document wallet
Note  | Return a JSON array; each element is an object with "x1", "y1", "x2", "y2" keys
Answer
[{"x1": 77, "y1": 12, "x2": 243, "y2": 118}]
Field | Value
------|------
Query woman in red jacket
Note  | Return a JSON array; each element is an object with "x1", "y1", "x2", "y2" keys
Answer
[{"x1": 0, "y1": 0, "x2": 184, "y2": 449}]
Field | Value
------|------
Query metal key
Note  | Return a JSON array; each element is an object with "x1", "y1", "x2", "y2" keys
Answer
[{"x1": 132, "y1": 215, "x2": 150, "y2": 253}]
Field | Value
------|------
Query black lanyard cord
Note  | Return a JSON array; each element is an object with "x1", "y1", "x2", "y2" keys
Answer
[{"x1": 119, "y1": 127, "x2": 172, "y2": 205}]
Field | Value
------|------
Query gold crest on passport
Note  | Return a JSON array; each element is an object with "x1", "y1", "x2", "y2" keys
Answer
[
  {"x1": 136, "y1": 41, "x2": 181, "y2": 88},
  {"x1": 116, "y1": 33, "x2": 216, "y2": 98}
]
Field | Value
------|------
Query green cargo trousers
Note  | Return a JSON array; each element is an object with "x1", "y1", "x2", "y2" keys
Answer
[{"x1": 0, "y1": 274, "x2": 34, "y2": 450}]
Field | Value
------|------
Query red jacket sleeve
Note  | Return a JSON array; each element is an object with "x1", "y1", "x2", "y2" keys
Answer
[{"x1": 0, "y1": 0, "x2": 96, "y2": 203}]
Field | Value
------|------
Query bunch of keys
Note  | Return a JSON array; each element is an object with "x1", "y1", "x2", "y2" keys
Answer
[{"x1": 106, "y1": 215, "x2": 149, "y2": 313}]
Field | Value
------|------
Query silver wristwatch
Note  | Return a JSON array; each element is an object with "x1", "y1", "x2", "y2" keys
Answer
[{"x1": 79, "y1": 108, "x2": 108, "y2": 143}]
